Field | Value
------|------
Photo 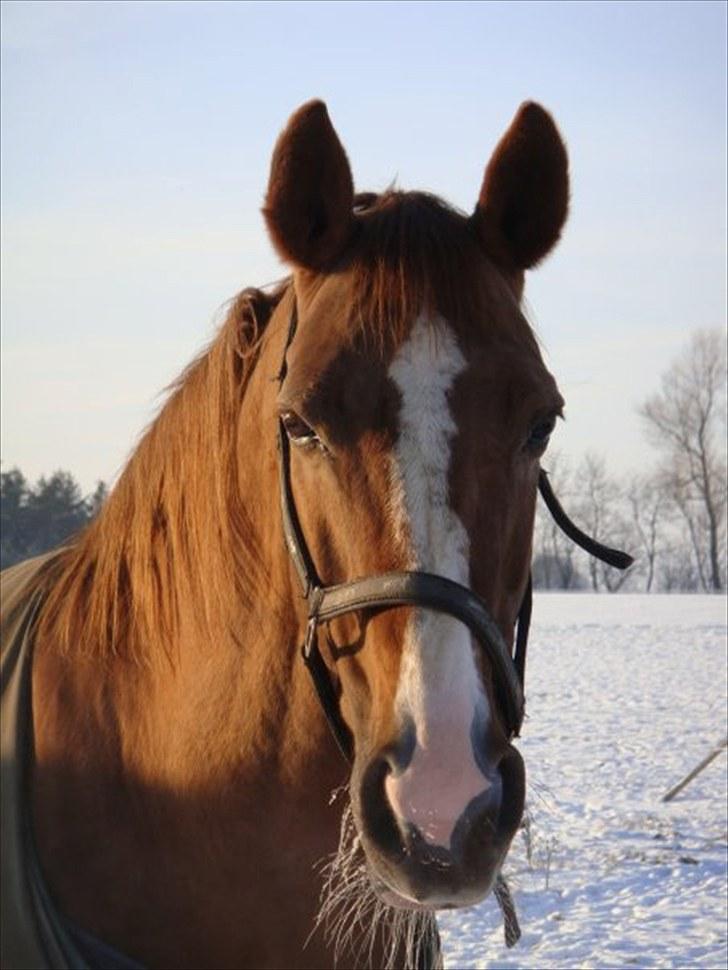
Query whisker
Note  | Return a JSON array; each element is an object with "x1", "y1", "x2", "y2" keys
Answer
[{"x1": 313, "y1": 799, "x2": 439, "y2": 969}]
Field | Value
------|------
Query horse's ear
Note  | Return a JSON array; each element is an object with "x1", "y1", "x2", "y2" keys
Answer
[
  {"x1": 473, "y1": 102, "x2": 569, "y2": 271},
  {"x1": 263, "y1": 100, "x2": 355, "y2": 271}
]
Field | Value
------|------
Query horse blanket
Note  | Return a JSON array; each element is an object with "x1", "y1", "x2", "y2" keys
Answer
[{"x1": 0, "y1": 551, "x2": 114, "y2": 970}]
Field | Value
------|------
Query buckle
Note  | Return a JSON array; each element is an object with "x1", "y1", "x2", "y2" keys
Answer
[{"x1": 302, "y1": 616, "x2": 318, "y2": 661}]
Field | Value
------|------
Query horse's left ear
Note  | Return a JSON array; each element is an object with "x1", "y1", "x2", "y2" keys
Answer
[
  {"x1": 263, "y1": 100, "x2": 355, "y2": 271},
  {"x1": 473, "y1": 102, "x2": 569, "y2": 271}
]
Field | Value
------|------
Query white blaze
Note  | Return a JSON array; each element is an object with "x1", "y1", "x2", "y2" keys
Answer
[{"x1": 385, "y1": 315, "x2": 492, "y2": 849}]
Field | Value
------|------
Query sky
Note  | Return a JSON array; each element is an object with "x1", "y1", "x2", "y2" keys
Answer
[{"x1": 1, "y1": 0, "x2": 726, "y2": 493}]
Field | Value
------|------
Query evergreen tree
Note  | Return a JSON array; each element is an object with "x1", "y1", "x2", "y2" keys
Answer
[
  {"x1": 1, "y1": 468, "x2": 30, "y2": 568},
  {"x1": 0, "y1": 467, "x2": 107, "y2": 569}
]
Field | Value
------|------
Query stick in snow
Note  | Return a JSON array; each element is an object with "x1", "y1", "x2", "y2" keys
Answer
[{"x1": 662, "y1": 737, "x2": 728, "y2": 803}]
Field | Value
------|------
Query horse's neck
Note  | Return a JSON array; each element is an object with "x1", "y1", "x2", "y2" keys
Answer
[
  {"x1": 32, "y1": 639, "x2": 348, "y2": 966},
  {"x1": 30, "y1": 319, "x2": 350, "y2": 967}
]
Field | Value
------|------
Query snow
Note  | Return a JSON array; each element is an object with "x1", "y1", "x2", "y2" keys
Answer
[{"x1": 438, "y1": 594, "x2": 728, "y2": 970}]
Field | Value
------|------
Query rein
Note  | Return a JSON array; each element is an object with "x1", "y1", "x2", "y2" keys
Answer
[{"x1": 277, "y1": 298, "x2": 633, "y2": 759}]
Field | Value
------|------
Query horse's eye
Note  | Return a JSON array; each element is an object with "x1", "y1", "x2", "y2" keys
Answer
[
  {"x1": 281, "y1": 410, "x2": 319, "y2": 447},
  {"x1": 526, "y1": 415, "x2": 557, "y2": 453}
]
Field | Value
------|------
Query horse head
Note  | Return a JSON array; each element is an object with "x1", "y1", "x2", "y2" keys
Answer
[{"x1": 262, "y1": 100, "x2": 568, "y2": 910}]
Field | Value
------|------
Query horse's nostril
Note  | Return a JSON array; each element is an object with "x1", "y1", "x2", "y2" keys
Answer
[
  {"x1": 494, "y1": 745, "x2": 526, "y2": 840},
  {"x1": 446, "y1": 772, "x2": 502, "y2": 846},
  {"x1": 382, "y1": 717, "x2": 417, "y2": 776}
]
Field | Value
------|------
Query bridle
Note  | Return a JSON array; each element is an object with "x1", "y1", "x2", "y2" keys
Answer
[
  {"x1": 276, "y1": 295, "x2": 632, "y2": 951},
  {"x1": 276, "y1": 297, "x2": 634, "y2": 761}
]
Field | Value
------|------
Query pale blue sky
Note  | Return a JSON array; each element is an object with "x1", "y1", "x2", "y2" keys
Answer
[{"x1": 2, "y1": 0, "x2": 726, "y2": 492}]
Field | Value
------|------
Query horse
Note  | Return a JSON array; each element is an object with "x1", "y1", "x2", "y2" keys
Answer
[{"x1": 1, "y1": 99, "x2": 631, "y2": 969}]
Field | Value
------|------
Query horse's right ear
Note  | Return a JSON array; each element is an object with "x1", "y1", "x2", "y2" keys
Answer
[{"x1": 263, "y1": 100, "x2": 355, "y2": 271}]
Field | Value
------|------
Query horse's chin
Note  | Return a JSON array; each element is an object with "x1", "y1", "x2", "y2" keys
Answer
[
  {"x1": 372, "y1": 883, "x2": 436, "y2": 911},
  {"x1": 370, "y1": 879, "x2": 477, "y2": 913},
  {"x1": 362, "y1": 848, "x2": 497, "y2": 912}
]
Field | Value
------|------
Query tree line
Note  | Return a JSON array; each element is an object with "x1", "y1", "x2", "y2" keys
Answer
[
  {"x1": 1, "y1": 329, "x2": 725, "y2": 590},
  {"x1": 0, "y1": 469, "x2": 107, "y2": 569},
  {"x1": 534, "y1": 329, "x2": 726, "y2": 592}
]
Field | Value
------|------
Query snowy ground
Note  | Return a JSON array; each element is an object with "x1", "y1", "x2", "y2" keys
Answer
[{"x1": 438, "y1": 594, "x2": 728, "y2": 970}]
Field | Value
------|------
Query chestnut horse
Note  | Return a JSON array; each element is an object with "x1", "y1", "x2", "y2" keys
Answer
[{"x1": 1, "y1": 100, "x2": 631, "y2": 969}]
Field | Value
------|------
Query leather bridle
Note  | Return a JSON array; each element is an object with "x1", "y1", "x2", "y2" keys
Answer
[{"x1": 276, "y1": 299, "x2": 633, "y2": 761}]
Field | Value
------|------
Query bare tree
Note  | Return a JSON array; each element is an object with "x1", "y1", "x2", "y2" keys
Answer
[
  {"x1": 659, "y1": 529, "x2": 702, "y2": 592},
  {"x1": 572, "y1": 453, "x2": 634, "y2": 592},
  {"x1": 639, "y1": 329, "x2": 727, "y2": 592},
  {"x1": 626, "y1": 473, "x2": 668, "y2": 592}
]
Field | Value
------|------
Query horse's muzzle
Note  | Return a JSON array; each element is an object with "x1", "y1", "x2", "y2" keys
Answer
[{"x1": 353, "y1": 743, "x2": 525, "y2": 908}]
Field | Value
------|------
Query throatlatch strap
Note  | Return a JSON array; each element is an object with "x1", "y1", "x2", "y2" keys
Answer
[{"x1": 538, "y1": 471, "x2": 634, "y2": 570}]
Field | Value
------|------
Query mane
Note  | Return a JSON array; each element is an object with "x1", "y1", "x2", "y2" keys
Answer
[
  {"x1": 349, "y1": 190, "x2": 512, "y2": 352},
  {"x1": 33, "y1": 283, "x2": 287, "y2": 664}
]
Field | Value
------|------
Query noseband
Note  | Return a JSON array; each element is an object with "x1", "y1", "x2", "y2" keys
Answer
[{"x1": 277, "y1": 299, "x2": 632, "y2": 760}]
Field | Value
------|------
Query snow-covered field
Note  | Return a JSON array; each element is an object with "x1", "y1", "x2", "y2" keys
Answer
[{"x1": 438, "y1": 594, "x2": 728, "y2": 970}]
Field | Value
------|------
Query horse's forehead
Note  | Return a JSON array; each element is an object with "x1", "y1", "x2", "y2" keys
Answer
[
  {"x1": 285, "y1": 300, "x2": 556, "y2": 447},
  {"x1": 285, "y1": 264, "x2": 559, "y2": 456},
  {"x1": 385, "y1": 315, "x2": 560, "y2": 444}
]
